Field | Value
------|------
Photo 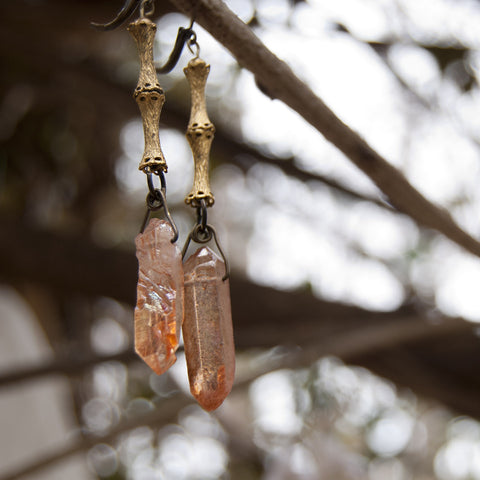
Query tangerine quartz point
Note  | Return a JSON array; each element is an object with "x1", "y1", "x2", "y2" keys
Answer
[
  {"x1": 183, "y1": 246, "x2": 235, "y2": 411},
  {"x1": 134, "y1": 218, "x2": 184, "y2": 375}
]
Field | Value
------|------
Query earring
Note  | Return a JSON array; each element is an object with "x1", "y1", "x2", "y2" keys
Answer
[
  {"x1": 92, "y1": 1, "x2": 235, "y2": 410},
  {"x1": 181, "y1": 42, "x2": 235, "y2": 411},
  {"x1": 127, "y1": 5, "x2": 184, "y2": 376}
]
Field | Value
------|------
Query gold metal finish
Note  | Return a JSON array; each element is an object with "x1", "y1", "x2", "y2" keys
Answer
[
  {"x1": 128, "y1": 18, "x2": 167, "y2": 172},
  {"x1": 184, "y1": 57, "x2": 215, "y2": 207}
]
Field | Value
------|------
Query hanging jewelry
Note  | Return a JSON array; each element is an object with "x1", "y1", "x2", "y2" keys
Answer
[
  {"x1": 134, "y1": 175, "x2": 183, "y2": 376},
  {"x1": 129, "y1": 3, "x2": 185, "y2": 376},
  {"x1": 92, "y1": 2, "x2": 235, "y2": 409},
  {"x1": 92, "y1": 1, "x2": 184, "y2": 375},
  {"x1": 182, "y1": 41, "x2": 235, "y2": 411}
]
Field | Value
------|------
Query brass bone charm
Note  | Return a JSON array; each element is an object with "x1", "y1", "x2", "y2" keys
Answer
[
  {"x1": 184, "y1": 58, "x2": 215, "y2": 207},
  {"x1": 128, "y1": 18, "x2": 167, "y2": 172}
]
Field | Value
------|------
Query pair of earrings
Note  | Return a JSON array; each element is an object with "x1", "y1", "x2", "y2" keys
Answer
[{"x1": 93, "y1": 1, "x2": 235, "y2": 411}]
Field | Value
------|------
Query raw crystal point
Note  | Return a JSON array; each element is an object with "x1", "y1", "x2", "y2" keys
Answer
[
  {"x1": 134, "y1": 218, "x2": 184, "y2": 375},
  {"x1": 183, "y1": 246, "x2": 235, "y2": 411}
]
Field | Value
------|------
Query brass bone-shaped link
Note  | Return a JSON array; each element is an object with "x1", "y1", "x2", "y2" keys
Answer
[
  {"x1": 128, "y1": 18, "x2": 167, "y2": 172},
  {"x1": 184, "y1": 57, "x2": 215, "y2": 207}
]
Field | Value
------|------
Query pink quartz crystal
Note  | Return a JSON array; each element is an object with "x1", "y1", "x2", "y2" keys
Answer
[
  {"x1": 134, "y1": 218, "x2": 184, "y2": 375},
  {"x1": 183, "y1": 246, "x2": 235, "y2": 411}
]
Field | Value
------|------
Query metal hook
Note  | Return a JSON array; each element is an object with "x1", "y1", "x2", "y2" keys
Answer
[
  {"x1": 139, "y1": 0, "x2": 154, "y2": 18},
  {"x1": 156, "y1": 26, "x2": 197, "y2": 74},
  {"x1": 187, "y1": 34, "x2": 200, "y2": 59},
  {"x1": 90, "y1": 0, "x2": 142, "y2": 31},
  {"x1": 90, "y1": 0, "x2": 153, "y2": 31},
  {"x1": 140, "y1": 172, "x2": 178, "y2": 243}
]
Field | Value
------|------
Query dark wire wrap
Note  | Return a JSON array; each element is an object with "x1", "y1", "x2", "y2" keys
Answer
[
  {"x1": 182, "y1": 199, "x2": 230, "y2": 281},
  {"x1": 140, "y1": 171, "x2": 179, "y2": 243}
]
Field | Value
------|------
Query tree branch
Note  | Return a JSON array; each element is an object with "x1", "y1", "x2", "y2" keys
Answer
[{"x1": 166, "y1": 0, "x2": 480, "y2": 258}]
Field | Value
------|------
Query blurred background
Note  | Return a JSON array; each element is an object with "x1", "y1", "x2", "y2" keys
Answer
[{"x1": 1, "y1": 0, "x2": 480, "y2": 478}]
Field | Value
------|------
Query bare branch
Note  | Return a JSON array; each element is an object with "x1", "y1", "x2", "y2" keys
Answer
[{"x1": 166, "y1": 0, "x2": 480, "y2": 258}]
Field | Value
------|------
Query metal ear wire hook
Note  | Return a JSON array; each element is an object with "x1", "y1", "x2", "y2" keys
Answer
[
  {"x1": 90, "y1": 0, "x2": 152, "y2": 31},
  {"x1": 186, "y1": 33, "x2": 200, "y2": 59},
  {"x1": 92, "y1": 0, "x2": 197, "y2": 70},
  {"x1": 90, "y1": 0, "x2": 141, "y2": 31},
  {"x1": 156, "y1": 26, "x2": 197, "y2": 74},
  {"x1": 139, "y1": 0, "x2": 154, "y2": 18}
]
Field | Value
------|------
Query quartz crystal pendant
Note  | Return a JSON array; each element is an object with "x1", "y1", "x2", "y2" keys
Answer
[
  {"x1": 135, "y1": 218, "x2": 184, "y2": 375},
  {"x1": 183, "y1": 246, "x2": 235, "y2": 411}
]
